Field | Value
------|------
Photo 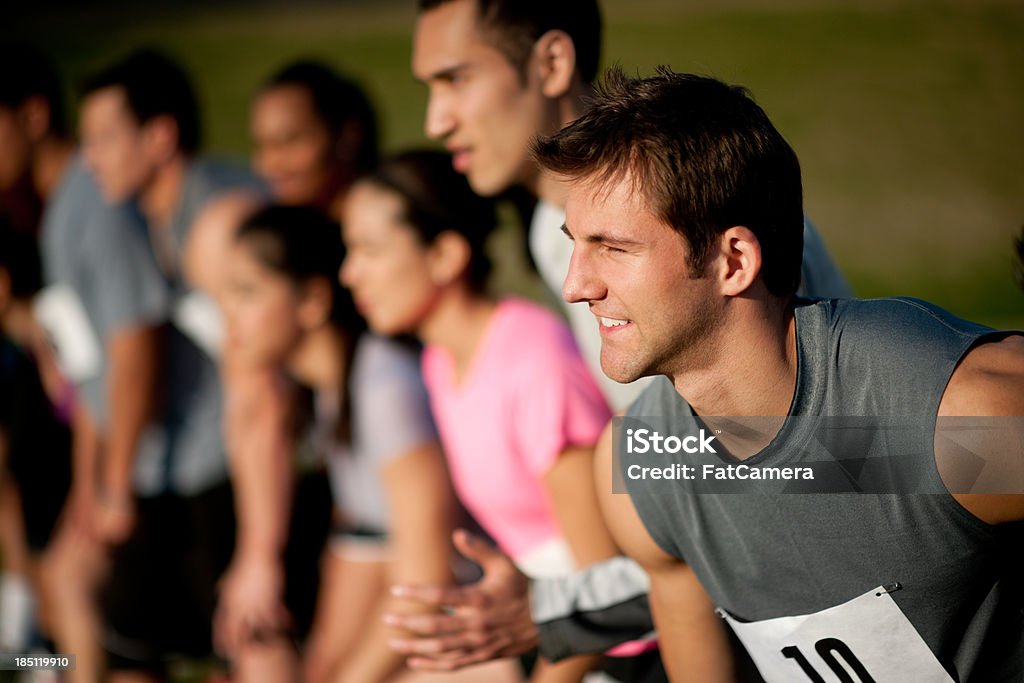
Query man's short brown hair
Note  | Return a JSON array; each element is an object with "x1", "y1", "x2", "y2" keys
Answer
[{"x1": 533, "y1": 66, "x2": 805, "y2": 297}]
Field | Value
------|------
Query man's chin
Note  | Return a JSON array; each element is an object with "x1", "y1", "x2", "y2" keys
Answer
[
  {"x1": 467, "y1": 175, "x2": 506, "y2": 198},
  {"x1": 600, "y1": 357, "x2": 645, "y2": 385},
  {"x1": 465, "y1": 164, "x2": 522, "y2": 198}
]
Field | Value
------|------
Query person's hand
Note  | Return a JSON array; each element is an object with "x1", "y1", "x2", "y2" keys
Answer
[
  {"x1": 61, "y1": 482, "x2": 99, "y2": 540},
  {"x1": 214, "y1": 552, "x2": 291, "y2": 657},
  {"x1": 93, "y1": 493, "x2": 136, "y2": 545},
  {"x1": 384, "y1": 529, "x2": 538, "y2": 670}
]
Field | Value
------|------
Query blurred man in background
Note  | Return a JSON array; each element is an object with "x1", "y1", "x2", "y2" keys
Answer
[{"x1": 77, "y1": 48, "x2": 261, "y2": 683}]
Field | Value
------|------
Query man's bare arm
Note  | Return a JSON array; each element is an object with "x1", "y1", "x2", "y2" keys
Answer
[
  {"x1": 593, "y1": 421, "x2": 735, "y2": 682},
  {"x1": 96, "y1": 324, "x2": 160, "y2": 543},
  {"x1": 214, "y1": 362, "x2": 294, "y2": 654},
  {"x1": 937, "y1": 334, "x2": 1024, "y2": 525}
]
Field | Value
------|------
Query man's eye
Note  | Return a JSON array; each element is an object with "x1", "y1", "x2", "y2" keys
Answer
[{"x1": 440, "y1": 72, "x2": 466, "y2": 87}]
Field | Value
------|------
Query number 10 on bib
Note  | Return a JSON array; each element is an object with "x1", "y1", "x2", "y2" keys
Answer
[{"x1": 719, "y1": 586, "x2": 954, "y2": 682}]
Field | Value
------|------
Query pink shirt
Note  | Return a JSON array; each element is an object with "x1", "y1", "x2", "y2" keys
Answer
[{"x1": 422, "y1": 298, "x2": 611, "y2": 561}]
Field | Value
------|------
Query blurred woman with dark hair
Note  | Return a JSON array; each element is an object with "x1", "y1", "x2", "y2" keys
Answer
[
  {"x1": 218, "y1": 205, "x2": 508, "y2": 683},
  {"x1": 342, "y1": 150, "x2": 625, "y2": 682},
  {"x1": 207, "y1": 61, "x2": 382, "y2": 683}
]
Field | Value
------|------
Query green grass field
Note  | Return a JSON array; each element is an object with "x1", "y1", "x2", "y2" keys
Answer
[{"x1": 9, "y1": 0, "x2": 1024, "y2": 327}]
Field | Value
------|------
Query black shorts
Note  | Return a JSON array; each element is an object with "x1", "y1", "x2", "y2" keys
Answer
[
  {"x1": 602, "y1": 648, "x2": 669, "y2": 683},
  {"x1": 100, "y1": 470, "x2": 332, "y2": 672},
  {"x1": 280, "y1": 468, "x2": 333, "y2": 641},
  {"x1": 7, "y1": 424, "x2": 72, "y2": 552},
  {"x1": 100, "y1": 480, "x2": 237, "y2": 670}
]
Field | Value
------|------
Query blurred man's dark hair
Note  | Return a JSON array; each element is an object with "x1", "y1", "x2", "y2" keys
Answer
[
  {"x1": 417, "y1": 0, "x2": 602, "y2": 84},
  {"x1": 0, "y1": 43, "x2": 67, "y2": 138},
  {"x1": 81, "y1": 48, "x2": 201, "y2": 154}
]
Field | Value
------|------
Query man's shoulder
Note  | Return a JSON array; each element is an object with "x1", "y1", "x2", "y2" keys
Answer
[
  {"x1": 940, "y1": 333, "x2": 1024, "y2": 417},
  {"x1": 801, "y1": 296, "x2": 993, "y2": 349},
  {"x1": 43, "y1": 158, "x2": 147, "y2": 268},
  {"x1": 46, "y1": 157, "x2": 139, "y2": 231},
  {"x1": 794, "y1": 297, "x2": 1009, "y2": 416},
  {"x1": 937, "y1": 334, "x2": 1024, "y2": 524}
]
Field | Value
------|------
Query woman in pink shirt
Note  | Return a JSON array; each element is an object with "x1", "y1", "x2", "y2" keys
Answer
[{"x1": 341, "y1": 150, "x2": 621, "y2": 682}]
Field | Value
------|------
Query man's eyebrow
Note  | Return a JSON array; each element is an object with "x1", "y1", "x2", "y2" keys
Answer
[
  {"x1": 418, "y1": 63, "x2": 469, "y2": 83},
  {"x1": 562, "y1": 223, "x2": 642, "y2": 247}
]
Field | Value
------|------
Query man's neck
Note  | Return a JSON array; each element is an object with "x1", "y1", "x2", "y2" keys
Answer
[
  {"x1": 140, "y1": 155, "x2": 189, "y2": 228},
  {"x1": 529, "y1": 83, "x2": 590, "y2": 208},
  {"x1": 31, "y1": 136, "x2": 75, "y2": 201},
  {"x1": 671, "y1": 300, "x2": 798, "y2": 419},
  {"x1": 418, "y1": 288, "x2": 496, "y2": 385}
]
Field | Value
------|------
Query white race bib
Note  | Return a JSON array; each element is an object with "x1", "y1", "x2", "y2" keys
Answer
[
  {"x1": 33, "y1": 284, "x2": 102, "y2": 382},
  {"x1": 720, "y1": 586, "x2": 954, "y2": 682}
]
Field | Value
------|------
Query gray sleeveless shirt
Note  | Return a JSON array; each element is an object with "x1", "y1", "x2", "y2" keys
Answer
[{"x1": 623, "y1": 297, "x2": 1022, "y2": 682}]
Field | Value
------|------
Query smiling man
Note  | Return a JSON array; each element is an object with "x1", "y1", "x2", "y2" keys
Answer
[{"x1": 541, "y1": 67, "x2": 1024, "y2": 682}]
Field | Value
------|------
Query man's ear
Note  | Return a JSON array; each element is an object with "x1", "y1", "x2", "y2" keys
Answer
[
  {"x1": 427, "y1": 230, "x2": 471, "y2": 287},
  {"x1": 533, "y1": 29, "x2": 577, "y2": 99},
  {"x1": 714, "y1": 226, "x2": 763, "y2": 297},
  {"x1": 296, "y1": 277, "x2": 333, "y2": 331},
  {"x1": 142, "y1": 114, "x2": 181, "y2": 165}
]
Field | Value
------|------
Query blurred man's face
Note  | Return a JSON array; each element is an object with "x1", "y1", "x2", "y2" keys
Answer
[
  {"x1": 0, "y1": 105, "x2": 31, "y2": 191},
  {"x1": 413, "y1": 0, "x2": 551, "y2": 196},
  {"x1": 80, "y1": 86, "x2": 153, "y2": 203},
  {"x1": 250, "y1": 84, "x2": 334, "y2": 207}
]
